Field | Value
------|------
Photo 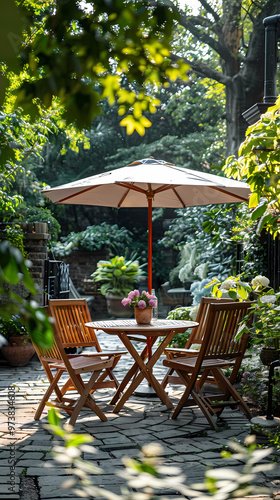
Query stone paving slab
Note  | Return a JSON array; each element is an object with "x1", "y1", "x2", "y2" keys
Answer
[{"x1": 0, "y1": 331, "x2": 279, "y2": 500}]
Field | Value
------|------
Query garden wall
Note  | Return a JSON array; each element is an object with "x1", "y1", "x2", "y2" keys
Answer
[
  {"x1": 61, "y1": 250, "x2": 107, "y2": 292},
  {"x1": 0, "y1": 223, "x2": 50, "y2": 307}
]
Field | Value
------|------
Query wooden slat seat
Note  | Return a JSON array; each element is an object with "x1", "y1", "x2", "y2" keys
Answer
[{"x1": 162, "y1": 300, "x2": 256, "y2": 429}]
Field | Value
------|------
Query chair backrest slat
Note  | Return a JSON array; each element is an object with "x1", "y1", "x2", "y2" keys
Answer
[
  {"x1": 185, "y1": 297, "x2": 235, "y2": 348},
  {"x1": 200, "y1": 301, "x2": 255, "y2": 361},
  {"x1": 32, "y1": 307, "x2": 66, "y2": 362},
  {"x1": 48, "y1": 299, "x2": 101, "y2": 351}
]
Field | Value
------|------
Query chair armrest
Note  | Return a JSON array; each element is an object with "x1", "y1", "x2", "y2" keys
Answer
[
  {"x1": 164, "y1": 347, "x2": 199, "y2": 359},
  {"x1": 79, "y1": 351, "x2": 127, "y2": 357}
]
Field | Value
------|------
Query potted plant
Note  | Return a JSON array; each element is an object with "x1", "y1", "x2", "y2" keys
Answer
[
  {"x1": 0, "y1": 315, "x2": 35, "y2": 366},
  {"x1": 121, "y1": 290, "x2": 157, "y2": 324},
  {"x1": 92, "y1": 254, "x2": 144, "y2": 318}
]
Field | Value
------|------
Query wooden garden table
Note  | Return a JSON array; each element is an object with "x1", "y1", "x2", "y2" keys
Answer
[{"x1": 85, "y1": 319, "x2": 198, "y2": 413}]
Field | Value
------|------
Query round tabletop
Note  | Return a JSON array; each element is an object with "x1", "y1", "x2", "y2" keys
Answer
[{"x1": 85, "y1": 319, "x2": 198, "y2": 336}]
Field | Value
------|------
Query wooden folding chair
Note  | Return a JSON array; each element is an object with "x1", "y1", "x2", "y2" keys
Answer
[
  {"x1": 31, "y1": 321, "x2": 114, "y2": 425},
  {"x1": 47, "y1": 299, "x2": 127, "y2": 394},
  {"x1": 163, "y1": 301, "x2": 255, "y2": 429},
  {"x1": 162, "y1": 297, "x2": 235, "y2": 389}
]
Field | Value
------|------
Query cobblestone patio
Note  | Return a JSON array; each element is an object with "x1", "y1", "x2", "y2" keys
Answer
[{"x1": 0, "y1": 331, "x2": 279, "y2": 500}]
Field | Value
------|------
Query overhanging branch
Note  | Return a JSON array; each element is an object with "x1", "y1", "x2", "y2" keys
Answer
[
  {"x1": 171, "y1": 53, "x2": 232, "y2": 86},
  {"x1": 178, "y1": 13, "x2": 234, "y2": 62}
]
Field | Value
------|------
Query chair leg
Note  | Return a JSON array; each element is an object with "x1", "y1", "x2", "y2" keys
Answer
[
  {"x1": 60, "y1": 378, "x2": 74, "y2": 395},
  {"x1": 171, "y1": 369, "x2": 219, "y2": 430},
  {"x1": 171, "y1": 370, "x2": 193, "y2": 419},
  {"x1": 161, "y1": 367, "x2": 175, "y2": 389},
  {"x1": 69, "y1": 371, "x2": 107, "y2": 426},
  {"x1": 35, "y1": 369, "x2": 64, "y2": 420},
  {"x1": 211, "y1": 368, "x2": 252, "y2": 420}
]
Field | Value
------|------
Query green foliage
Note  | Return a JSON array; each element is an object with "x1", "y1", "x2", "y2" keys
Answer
[
  {"x1": 223, "y1": 97, "x2": 280, "y2": 238},
  {"x1": 166, "y1": 306, "x2": 194, "y2": 347},
  {"x1": 0, "y1": 315, "x2": 28, "y2": 339},
  {"x1": 10, "y1": 0, "x2": 189, "y2": 133},
  {"x1": 0, "y1": 240, "x2": 53, "y2": 349},
  {"x1": 240, "y1": 371, "x2": 267, "y2": 409},
  {"x1": 0, "y1": 102, "x2": 85, "y2": 247},
  {"x1": 0, "y1": 240, "x2": 36, "y2": 297},
  {"x1": 159, "y1": 205, "x2": 237, "y2": 288},
  {"x1": 210, "y1": 273, "x2": 280, "y2": 349},
  {"x1": 52, "y1": 223, "x2": 133, "y2": 257},
  {"x1": 92, "y1": 254, "x2": 144, "y2": 296},
  {"x1": 0, "y1": 223, "x2": 25, "y2": 255},
  {"x1": 21, "y1": 207, "x2": 61, "y2": 242}
]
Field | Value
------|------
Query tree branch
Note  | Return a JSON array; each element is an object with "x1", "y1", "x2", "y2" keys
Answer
[
  {"x1": 198, "y1": 0, "x2": 220, "y2": 22},
  {"x1": 178, "y1": 12, "x2": 234, "y2": 63},
  {"x1": 171, "y1": 53, "x2": 232, "y2": 86}
]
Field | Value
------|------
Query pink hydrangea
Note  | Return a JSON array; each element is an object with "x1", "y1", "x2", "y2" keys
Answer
[
  {"x1": 148, "y1": 299, "x2": 156, "y2": 307},
  {"x1": 137, "y1": 300, "x2": 147, "y2": 309},
  {"x1": 128, "y1": 289, "x2": 140, "y2": 299},
  {"x1": 121, "y1": 297, "x2": 132, "y2": 306}
]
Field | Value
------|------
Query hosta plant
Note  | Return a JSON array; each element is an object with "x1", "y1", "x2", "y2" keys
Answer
[{"x1": 92, "y1": 254, "x2": 144, "y2": 297}]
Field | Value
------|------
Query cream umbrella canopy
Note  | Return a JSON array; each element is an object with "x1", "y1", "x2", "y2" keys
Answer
[{"x1": 42, "y1": 157, "x2": 250, "y2": 293}]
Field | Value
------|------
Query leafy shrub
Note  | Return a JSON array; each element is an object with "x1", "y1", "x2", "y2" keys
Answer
[
  {"x1": 51, "y1": 223, "x2": 133, "y2": 256},
  {"x1": 0, "y1": 315, "x2": 28, "y2": 339},
  {"x1": 22, "y1": 206, "x2": 61, "y2": 241},
  {"x1": 159, "y1": 205, "x2": 237, "y2": 289},
  {"x1": 166, "y1": 305, "x2": 198, "y2": 347}
]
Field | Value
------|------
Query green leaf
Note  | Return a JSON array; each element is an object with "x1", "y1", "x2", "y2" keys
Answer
[
  {"x1": 251, "y1": 203, "x2": 267, "y2": 221},
  {"x1": 47, "y1": 408, "x2": 61, "y2": 427},
  {"x1": 248, "y1": 192, "x2": 259, "y2": 208},
  {"x1": 237, "y1": 284, "x2": 248, "y2": 300}
]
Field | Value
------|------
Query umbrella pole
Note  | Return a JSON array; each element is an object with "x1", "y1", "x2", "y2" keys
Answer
[
  {"x1": 147, "y1": 195, "x2": 153, "y2": 294},
  {"x1": 147, "y1": 194, "x2": 153, "y2": 365}
]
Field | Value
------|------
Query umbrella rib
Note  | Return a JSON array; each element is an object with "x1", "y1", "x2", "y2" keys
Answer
[
  {"x1": 116, "y1": 182, "x2": 148, "y2": 195},
  {"x1": 117, "y1": 187, "x2": 130, "y2": 207},
  {"x1": 155, "y1": 184, "x2": 248, "y2": 204},
  {"x1": 171, "y1": 187, "x2": 186, "y2": 207},
  {"x1": 210, "y1": 186, "x2": 249, "y2": 202},
  {"x1": 54, "y1": 185, "x2": 100, "y2": 203},
  {"x1": 116, "y1": 182, "x2": 152, "y2": 207}
]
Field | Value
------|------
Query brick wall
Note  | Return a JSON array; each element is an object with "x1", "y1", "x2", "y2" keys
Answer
[
  {"x1": 23, "y1": 223, "x2": 51, "y2": 305},
  {"x1": 61, "y1": 250, "x2": 108, "y2": 291}
]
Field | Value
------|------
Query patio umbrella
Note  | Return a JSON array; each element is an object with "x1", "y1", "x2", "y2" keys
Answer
[{"x1": 42, "y1": 157, "x2": 250, "y2": 293}]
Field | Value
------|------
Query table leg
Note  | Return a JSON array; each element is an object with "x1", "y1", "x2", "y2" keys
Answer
[
  {"x1": 109, "y1": 339, "x2": 153, "y2": 405},
  {"x1": 112, "y1": 330, "x2": 175, "y2": 412}
]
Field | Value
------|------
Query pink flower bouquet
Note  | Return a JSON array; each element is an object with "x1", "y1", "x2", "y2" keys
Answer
[{"x1": 121, "y1": 290, "x2": 157, "y2": 309}]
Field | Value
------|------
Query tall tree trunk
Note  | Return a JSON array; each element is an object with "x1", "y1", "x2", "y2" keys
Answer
[
  {"x1": 224, "y1": 0, "x2": 277, "y2": 155},
  {"x1": 179, "y1": 0, "x2": 280, "y2": 156}
]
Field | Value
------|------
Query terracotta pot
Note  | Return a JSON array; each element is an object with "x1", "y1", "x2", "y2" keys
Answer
[
  {"x1": 1, "y1": 337, "x2": 35, "y2": 367},
  {"x1": 134, "y1": 307, "x2": 153, "y2": 324},
  {"x1": 260, "y1": 347, "x2": 280, "y2": 366}
]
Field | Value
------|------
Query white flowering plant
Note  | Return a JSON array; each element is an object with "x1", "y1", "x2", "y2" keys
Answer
[
  {"x1": 252, "y1": 290, "x2": 280, "y2": 349},
  {"x1": 208, "y1": 274, "x2": 280, "y2": 349}
]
